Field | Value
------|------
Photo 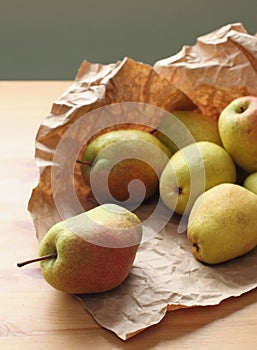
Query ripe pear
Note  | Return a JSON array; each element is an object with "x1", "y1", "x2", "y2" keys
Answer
[
  {"x1": 159, "y1": 141, "x2": 236, "y2": 215},
  {"x1": 243, "y1": 172, "x2": 257, "y2": 195},
  {"x1": 156, "y1": 110, "x2": 222, "y2": 154},
  {"x1": 17, "y1": 204, "x2": 142, "y2": 294},
  {"x1": 218, "y1": 96, "x2": 257, "y2": 173},
  {"x1": 187, "y1": 183, "x2": 257, "y2": 264},
  {"x1": 79, "y1": 129, "x2": 171, "y2": 204}
]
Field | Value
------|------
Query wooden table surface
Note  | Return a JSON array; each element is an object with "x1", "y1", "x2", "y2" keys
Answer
[{"x1": 1, "y1": 81, "x2": 257, "y2": 350}]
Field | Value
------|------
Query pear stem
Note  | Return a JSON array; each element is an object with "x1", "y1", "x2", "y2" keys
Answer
[
  {"x1": 76, "y1": 159, "x2": 92, "y2": 166},
  {"x1": 17, "y1": 253, "x2": 57, "y2": 268}
]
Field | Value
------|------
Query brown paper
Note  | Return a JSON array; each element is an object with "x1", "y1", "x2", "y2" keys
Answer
[
  {"x1": 154, "y1": 22, "x2": 257, "y2": 119},
  {"x1": 29, "y1": 57, "x2": 194, "y2": 242},
  {"x1": 28, "y1": 23, "x2": 257, "y2": 340}
]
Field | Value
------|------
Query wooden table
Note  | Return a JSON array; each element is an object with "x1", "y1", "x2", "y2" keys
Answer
[{"x1": 1, "y1": 81, "x2": 257, "y2": 349}]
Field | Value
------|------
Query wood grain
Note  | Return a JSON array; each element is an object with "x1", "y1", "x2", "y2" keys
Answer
[{"x1": 1, "y1": 81, "x2": 257, "y2": 349}]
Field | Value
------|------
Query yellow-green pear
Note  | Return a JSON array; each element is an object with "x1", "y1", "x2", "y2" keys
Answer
[
  {"x1": 156, "y1": 110, "x2": 222, "y2": 154},
  {"x1": 218, "y1": 96, "x2": 257, "y2": 172},
  {"x1": 243, "y1": 172, "x2": 257, "y2": 195},
  {"x1": 187, "y1": 183, "x2": 257, "y2": 264},
  {"x1": 79, "y1": 129, "x2": 171, "y2": 204},
  {"x1": 159, "y1": 141, "x2": 236, "y2": 215},
  {"x1": 17, "y1": 204, "x2": 142, "y2": 294}
]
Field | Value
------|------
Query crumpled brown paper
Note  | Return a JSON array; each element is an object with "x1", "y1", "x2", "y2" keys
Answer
[
  {"x1": 154, "y1": 22, "x2": 257, "y2": 119},
  {"x1": 29, "y1": 57, "x2": 194, "y2": 242},
  {"x1": 28, "y1": 23, "x2": 257, "y2": 340}
]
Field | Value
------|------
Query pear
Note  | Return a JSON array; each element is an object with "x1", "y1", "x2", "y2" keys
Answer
[
  {"x1": 187, "y1": 183, "x2": 257, "y2": 264},
  {"x1": 243, "y1": 172, "x2": 257, "y2": 195},
  {"x1": 17, "y1": 204, "x2": 142, "y2": 294},
  {"x1": 155, "y1": 110, "x2": 222, "y2": 154},
  {"x1": 159, "y1": 141, "x2": 236, "y2": 215},
  {"x1": 218, "y1": 96, "x2": 257, "y2": 173},
  {"x1": 79, "y1": 129, "x2": 171, "y2": 204}
]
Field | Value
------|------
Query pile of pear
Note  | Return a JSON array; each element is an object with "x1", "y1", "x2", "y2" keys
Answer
[
  {"x1": 17, "y1": 95, "x2": 257, "y2": 295},
  {"x1": 157, "y1": 96, "x2": 257, "y2": 265},
  {"x1": 77, "y1": 95, "x2": 257, "y2": 267}
]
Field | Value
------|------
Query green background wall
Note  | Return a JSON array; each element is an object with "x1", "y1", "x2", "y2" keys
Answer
[{"x1": 1, "y1": 0, "x2": 256, "y2": 80}]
